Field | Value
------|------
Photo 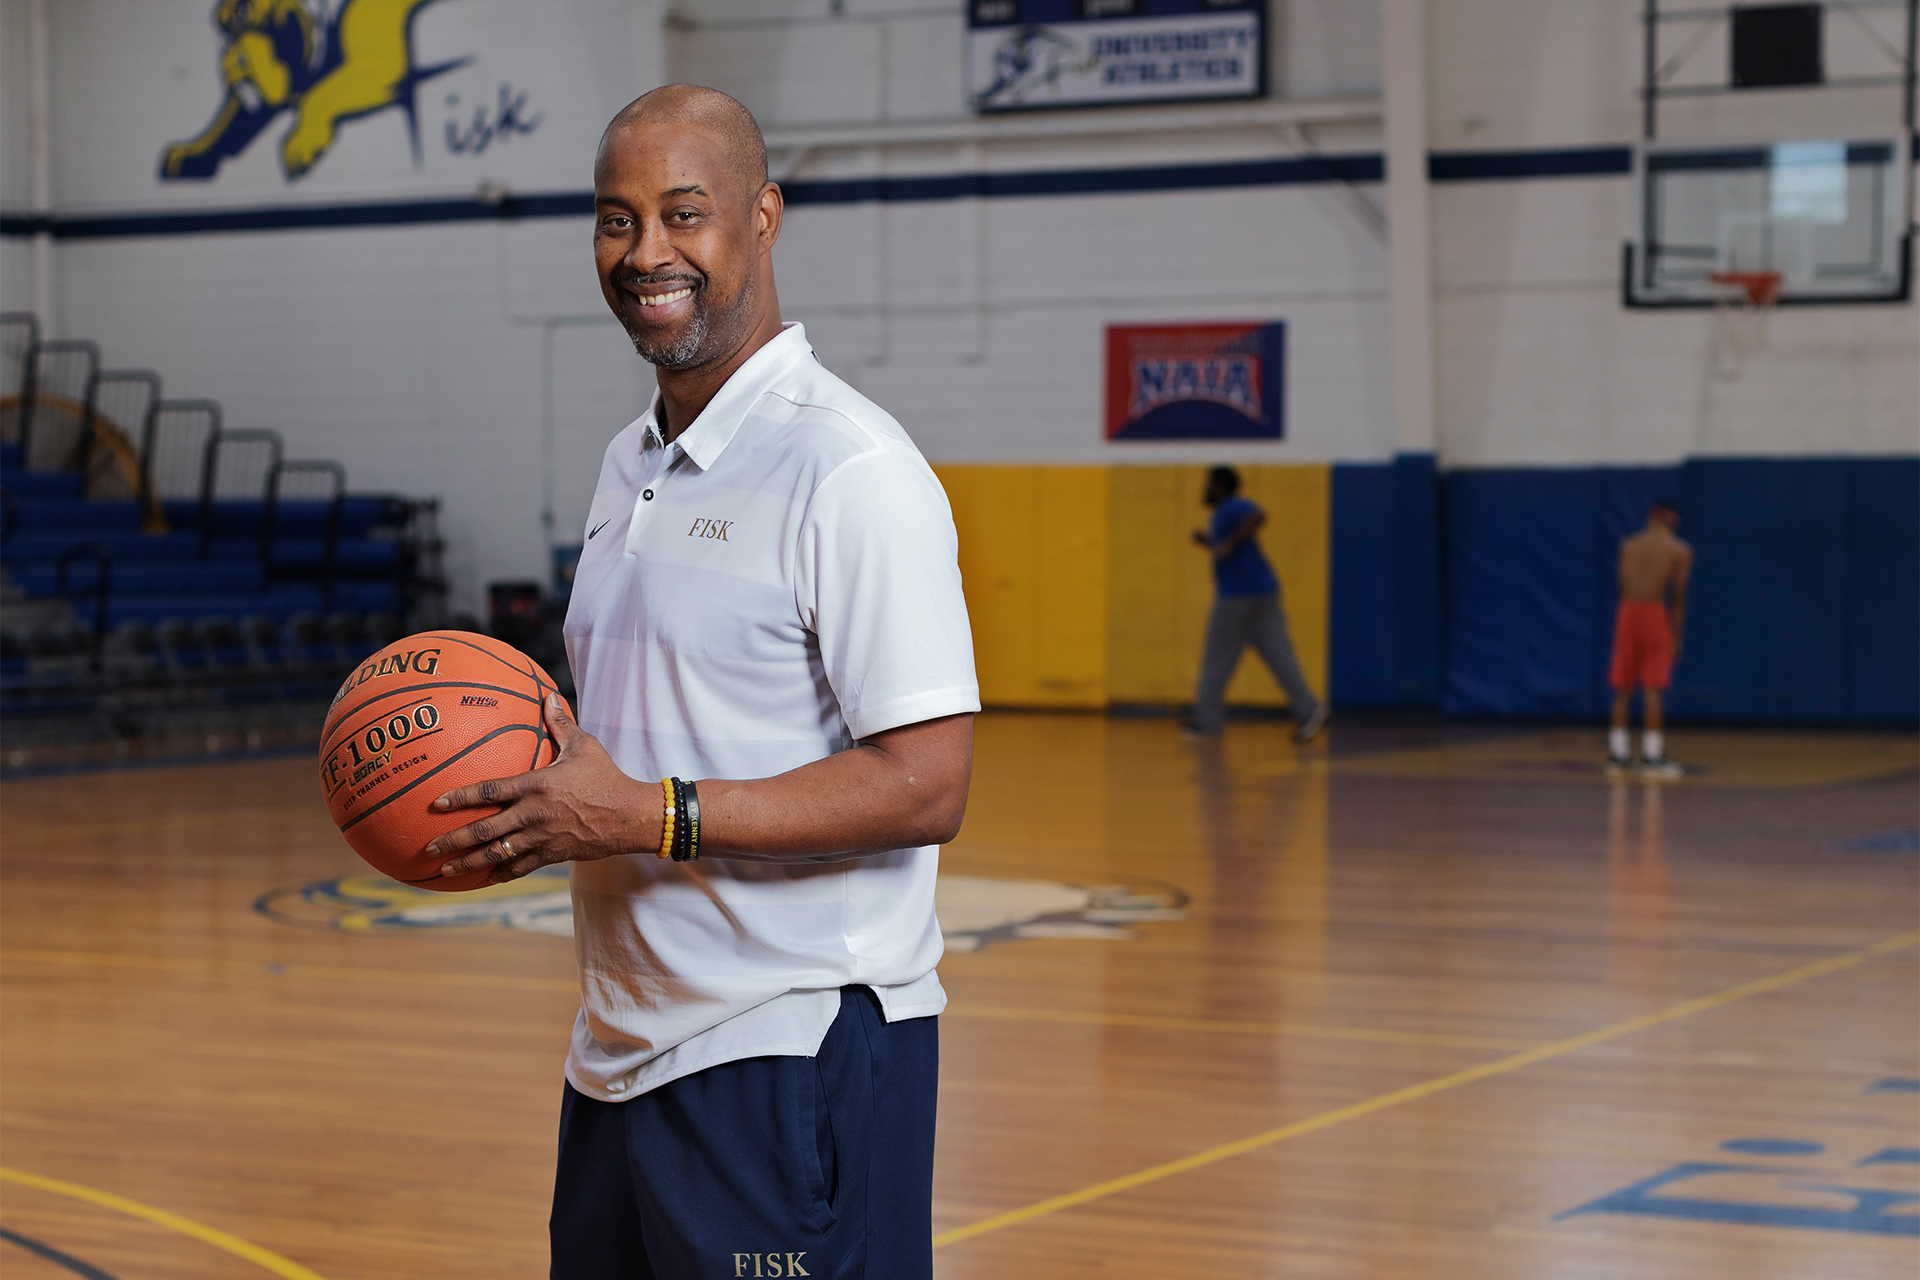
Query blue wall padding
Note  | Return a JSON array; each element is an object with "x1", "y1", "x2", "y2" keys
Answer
[
  {"x1": 1328, "y1": 463, "x2": 1393, "y2": 705},
  {"x1": 1329, "y1": 453, "x2": 1441, "y2": 707},
  {"x1": 1679, "y1": 457, "x2": 1918, "y2": 723},
  {"x1": 1438, "y1": 457, "x2": 1917, "y2": 725},
  {"x1": 1845, "y1": 458, "x2": 1920, "y2": 721}
]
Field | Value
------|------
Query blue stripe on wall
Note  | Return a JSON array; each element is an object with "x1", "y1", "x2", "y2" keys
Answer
[
  {"x1": 1439, "y1": 457, "x2": 1919, "y2": 725},
  {"x1": 1429, "y1": 146, "x2": 1630, "y2": 180},
  {"x1": 0, "y1": 143, "x2": 1649, "y2": 240}
]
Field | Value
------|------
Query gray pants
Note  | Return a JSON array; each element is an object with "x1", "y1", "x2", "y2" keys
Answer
[{"x1": 1194, "y1": 591, "x2": 1321, "y2": 733}]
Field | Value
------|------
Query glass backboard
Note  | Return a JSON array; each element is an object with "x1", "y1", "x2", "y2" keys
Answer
[{"x1": 1624, "y1": 137, "x2": 1912, "y2": 305}]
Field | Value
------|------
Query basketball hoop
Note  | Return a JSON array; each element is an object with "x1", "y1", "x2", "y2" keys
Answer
[{"x1": 1706, "y1": 269, "x2": 1782, "y2": 377}]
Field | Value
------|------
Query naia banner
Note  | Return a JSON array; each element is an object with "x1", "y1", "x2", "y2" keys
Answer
[
  {"x1": 1104, "y1": 322, "x2": 1286, "y2": 441},
  {"x1": 967, "y1": 0, "x2": 1265, "y2": 113}
]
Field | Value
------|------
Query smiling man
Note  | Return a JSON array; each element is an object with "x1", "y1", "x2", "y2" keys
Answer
[{"x1": 421, "y1": 85, "x2": 979, "y2": 1279}]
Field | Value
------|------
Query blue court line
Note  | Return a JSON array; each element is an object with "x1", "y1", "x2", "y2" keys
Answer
[
  {"x1": 1831, "y1": 827, "x2": 1920, "y2": 853},
  {"x1": 0, "y1": 742, "x2": 314, "y2": 783},
  {"x1": 1858, "y1": 1148, "x2": 1920, "y2": 1168},
  {"x1": 0, "y1": 1227, "x2": 121, "y2": 1280},
  {"x1": 1554, "y1": 1161, "x2": 1920, "y2": 1237},
  {"x1": 0, "y1": 143, "x2": 1652, "y2": 240},
  {"x1": 1869, "y1": 1078, "x2": 1920, "y2": 1093}
]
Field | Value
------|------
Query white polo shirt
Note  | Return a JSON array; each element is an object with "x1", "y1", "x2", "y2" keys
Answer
[{"x1": 561, "y1": 322, "x2": 979, "y2": 1103}]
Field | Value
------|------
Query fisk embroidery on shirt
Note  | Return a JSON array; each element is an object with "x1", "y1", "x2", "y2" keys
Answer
[{"x1": 688, "y1": 518, "x2": 734, "y2": 541}]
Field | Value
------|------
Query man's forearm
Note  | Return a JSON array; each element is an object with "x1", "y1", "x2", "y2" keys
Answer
[{"x1": 695, "y1": 714, "x2": 974, "y2": 862}]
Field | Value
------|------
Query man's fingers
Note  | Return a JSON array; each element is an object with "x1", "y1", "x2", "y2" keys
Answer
[
  {"x1": 544, "y1": 694, "x2": 581, "y2": 753},
  {"x1": 437, "y1": 830, "x2": 538, "y2": 878},
  {"x1": 423, "y1": 808, "x2": 525, "y2": 858},
  {"x1": 430, "y1": 770, "x2": 532, "y2": 817}
]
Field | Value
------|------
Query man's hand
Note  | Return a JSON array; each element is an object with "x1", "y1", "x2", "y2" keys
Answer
[
  {"x1": 1191, "y1": 529, "x2": 1211, "y2": 549},
  {"x1": 424, "y1": 695, "x2": 659, "y2": 885}
]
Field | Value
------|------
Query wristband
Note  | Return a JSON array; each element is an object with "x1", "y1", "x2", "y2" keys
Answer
[
  {"x1": 657, "y1": 778, "x2": 676, "y2": 860},
  {"x1": 669, "y1": 777, "x2": 689, "y2": 862},
  {"x1": 681, "y1": 780, "x2": 701, "y2": 863}
]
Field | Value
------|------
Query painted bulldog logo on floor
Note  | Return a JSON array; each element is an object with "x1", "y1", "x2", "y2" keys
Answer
[{"x1": 257, "y1": 868, "x2": 1187, "y2": 948}]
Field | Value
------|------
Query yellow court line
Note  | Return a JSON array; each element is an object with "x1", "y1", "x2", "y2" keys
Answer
[
  {"x1": 931, "y1": 929, "x2": 1920, "y2": 1249},
  {"x1": 943, "y1": 1003, "x2": 1536, "y2": 1050},
  {"x1": 0, "y1": 1166, "x2": 328, "y2": 1280},
  {"x1": 0, "y1": 949, "x2": 1519, "y2": 1048}
]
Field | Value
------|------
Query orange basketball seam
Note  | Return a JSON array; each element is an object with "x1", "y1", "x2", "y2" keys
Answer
[
  {"x1": 335, "y1": 721, "x2": 548, "y2": 834},
  {"x1": 419, "y1": 631, "x2": 553, "y2": 680},
  {"x1": 320, "y1": 679, "x2": 545, "y2": 751}
]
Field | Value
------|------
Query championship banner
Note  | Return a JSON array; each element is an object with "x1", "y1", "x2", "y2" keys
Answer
[
  {"x1": 1104, "y1": 322, "x2": 1285, "y2": 441},
  {"x1": 967, "y1": 0, "x2": 1266, "y2": 113}
]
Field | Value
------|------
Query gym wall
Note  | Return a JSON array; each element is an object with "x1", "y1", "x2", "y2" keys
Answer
[
  {"x1": 0, "y1": 0, "x2": 669, "y2": 617},
  {"x1": 3, "y1": 0, "x2": 1913, "y2": 723}
]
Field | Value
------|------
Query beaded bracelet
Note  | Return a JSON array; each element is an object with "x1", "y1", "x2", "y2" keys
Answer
[
  {"x1": 658, "y1": 778, "x2": 702, "y2": 863},
  {"x1": 657, "y1": 777, "x2": 676, "y2": 860}
]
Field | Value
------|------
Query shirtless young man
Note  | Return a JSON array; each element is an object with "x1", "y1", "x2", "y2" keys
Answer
[{"x1": 1608, "y1": 501, "x2": 1693, "y2": 775}]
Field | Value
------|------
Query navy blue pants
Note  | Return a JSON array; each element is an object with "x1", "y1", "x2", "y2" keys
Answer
[{"x1": 550, "y1": 987, "x2": 938, "y2": 1280}]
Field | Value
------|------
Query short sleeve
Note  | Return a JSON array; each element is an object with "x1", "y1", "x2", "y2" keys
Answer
[{"x1": 795, "y1": 446, "x2": 980, "y2": 740}]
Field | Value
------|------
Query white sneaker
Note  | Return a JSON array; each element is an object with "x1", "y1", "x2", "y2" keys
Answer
[
  {"x1": 1639, "y1": 756, "x2": 1684, "y2": 778},
  {"x1": 1293, "y1": 705, "x2": 1329, "y2": 744}
]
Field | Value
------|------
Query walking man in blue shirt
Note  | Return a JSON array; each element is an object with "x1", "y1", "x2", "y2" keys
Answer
[{"x1": 1185, "y1": 466, "x2": 1328, "y2": 742}]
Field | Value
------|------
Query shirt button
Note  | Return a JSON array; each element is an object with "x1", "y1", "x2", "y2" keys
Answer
[{"x1": 642, "y1": 489, "x2": 653, "y2": 501}]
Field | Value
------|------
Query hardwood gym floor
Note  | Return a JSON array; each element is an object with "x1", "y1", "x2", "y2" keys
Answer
[{"x1": 1, "y1": 714, "x2": 1915, "y2": 1278}]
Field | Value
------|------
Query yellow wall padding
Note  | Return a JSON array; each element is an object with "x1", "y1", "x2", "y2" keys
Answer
[
  {"x1": 935, "y1": 465, "x2": 1110, "y2": 708},
  {"x1": 935, "y1": 464, "x2": 1330, "y2": 712}
]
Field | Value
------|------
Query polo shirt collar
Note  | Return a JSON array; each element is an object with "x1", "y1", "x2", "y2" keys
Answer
[{"x1": 644, "y1": 322, "x2": 814, "y2": 471}]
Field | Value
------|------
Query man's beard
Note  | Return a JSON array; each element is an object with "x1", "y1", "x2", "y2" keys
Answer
[{"x1": 616, "y1": 270, "x2": 756, "y2": 371}]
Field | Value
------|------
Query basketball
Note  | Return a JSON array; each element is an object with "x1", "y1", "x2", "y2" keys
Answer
[{"x1": 318, "y1": 631, "x2": 564, "y2": 892}]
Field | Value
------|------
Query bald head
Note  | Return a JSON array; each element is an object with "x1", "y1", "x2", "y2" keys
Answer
[{"x1": 600, "y1": 84, "x2": 767, "y2": 208}]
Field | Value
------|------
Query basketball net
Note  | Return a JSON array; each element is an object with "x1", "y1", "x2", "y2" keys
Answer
[{"x1": 1707, "y1": 269, "x2": 1782, "y2": 378}]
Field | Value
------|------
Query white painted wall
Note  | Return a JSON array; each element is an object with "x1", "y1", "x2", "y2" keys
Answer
[
  {"x1": 5, "y1": 0, "x2": 665, "y2": 615},
  {"x1": 0, "y1": 0, "x2": 37, "y2": 314},
  {"x1": 3, "y1": 0, "x2": 1914, "y2": 611},
  {"x1": 1425, "y1": 0, "x2": 1917, "y2": 465},
  {"x1": 675, "y1": 0, "x2": 1396, "y2": 466}
]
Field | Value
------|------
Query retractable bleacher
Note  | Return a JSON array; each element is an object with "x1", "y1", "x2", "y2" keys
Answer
[{"x1": 0, "y1": 312, "x2": 447, "y2": 763}]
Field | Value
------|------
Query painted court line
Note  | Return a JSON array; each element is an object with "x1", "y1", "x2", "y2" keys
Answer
[
  {"x1": 0, "y1": 948, "x2": 578, "y2": 992},
  {"x1": 0, "y1": 1226, "x2": 120, "y2": 1280},
  {"x1": 0, "y1": 1167, "x2": 326, "y2": 1280},
  {"x1": 930, "y1": 929, "x2": 1920, "y2": 1249},
  {"x1": 943, "y1": 1003, "x2": 1535, "y2": 1050},
  {"x1": 0, "y1": 949, "x2": 1517, "y2": 1049}
]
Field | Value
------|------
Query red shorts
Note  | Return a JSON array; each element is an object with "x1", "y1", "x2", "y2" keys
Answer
[{"x1": 1609, "y1": 600, "x2": 1673, "y2": 691}]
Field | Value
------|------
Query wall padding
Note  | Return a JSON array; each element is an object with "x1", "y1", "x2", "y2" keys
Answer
[
  {"x1": 1441, "y1": 457, "x2": 1919, "y2": 725},
  {"x1": 935, "y1": 464, "x2": 1330, "y2": 712},
  {"x1": 935, "y1": 465, "x2": 1109, "y2": 708}
]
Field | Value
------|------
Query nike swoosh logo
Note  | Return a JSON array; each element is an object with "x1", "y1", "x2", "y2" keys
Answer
[{"x1": 588, "y1": 519, "x2": 612, "y2": 540}]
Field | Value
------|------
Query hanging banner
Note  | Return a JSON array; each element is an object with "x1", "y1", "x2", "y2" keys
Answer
[
  {"x1": 967, "y1": 0, "x2": 1266, "y2": 113},
  {"x1": 1105, "y1": 322, "x2": 1285, "y2": 441}
]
